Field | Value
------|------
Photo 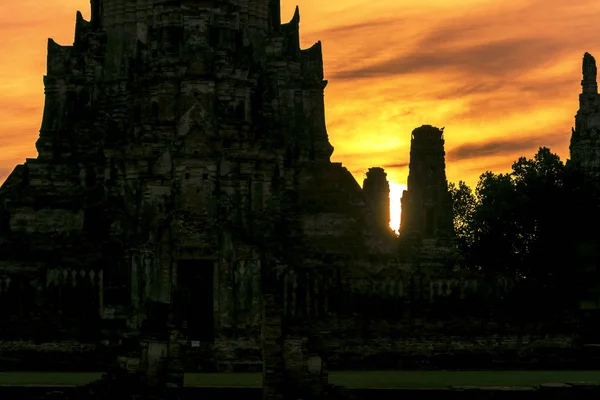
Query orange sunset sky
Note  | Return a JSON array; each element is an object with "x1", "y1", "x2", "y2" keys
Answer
[{"x1": 1, "y1": 0, "x2": 599, "y2": 231}]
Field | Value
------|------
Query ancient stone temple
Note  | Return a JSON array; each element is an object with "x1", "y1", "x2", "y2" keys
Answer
[
  {"x1": 571, "y1": 52, "x2": 600, "y2": 180},
  {"x1": 569, "y1": 53, "x2": 600, "y2": 313},
  {"x1": 362, "y1": 167, "x2": 391, "y2": 231},
  {"x1": 0, "y1": 0, "x2": 391, "y2": 382},
  {"x1": 399, "y1": 125, "x2": 456, "y2": 267},
  {"x1": 3, "y1": 0, "x2": 578, "y2": 388}
]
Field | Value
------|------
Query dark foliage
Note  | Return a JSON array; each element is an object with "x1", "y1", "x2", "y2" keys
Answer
[{"x1": 449, "y1": 147, "x2": 600, "y2": 310}]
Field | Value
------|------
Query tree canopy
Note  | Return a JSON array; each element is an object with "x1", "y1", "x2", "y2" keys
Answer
[{"x1": 448, "y1": 147, "x2": 598, "y2": 309}]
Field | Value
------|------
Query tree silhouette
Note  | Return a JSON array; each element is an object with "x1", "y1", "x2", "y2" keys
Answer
[{"x1": 449, "y1": 147, "x2": 590, "y2": 311}]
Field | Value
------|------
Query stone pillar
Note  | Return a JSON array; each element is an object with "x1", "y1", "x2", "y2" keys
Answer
[
  {"x1": 262, "y1": 292, "x2": 284, "y2": 400},
  {"x1": 398, "y1": 125, "x2": 458, "y2": 270},
  {"x1": 263, "y1": 271, "x2": 328, "y2": 400},
  {"x1": 282, "y1": 330, "x2": 329, "y2": 399},
  {"x1": 306, "y1": 352, "x2": 328, "y2": 397},
  {"x1": 139, "y1": 339, "x2": 169, "y2": 389},
  {"x1": 137, "y1": 302, "x2": 184, "y2": 393},
  {"x1": 571, "y1": 52, "x2": 600, "y2": 181},
  {"x1": 306, "y1": 333, "x2": 329, "y2": 398},
  {"x1": 363, "y1": 167, "x2": 391, "y2": 231},
  {"x1": 399, "y1": 125, "x2": 453, "y2": 240},
  {"x1": 166, "y1": 328, "x2": 185, "y2": 389},
  {"x1": 102, "y1": 301, "x2": 183, "y2": 399}
]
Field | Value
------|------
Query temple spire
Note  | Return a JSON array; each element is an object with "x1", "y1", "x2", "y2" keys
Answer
[
  {"x1": 400, "y1": 125, "x2": 453, "y2": 239},
  {"x1": 582, "y1": 52, "x2": 598, "y2": 94},
  {"x1": 363, "y1": 167, "x2": 391, "y2": 232},
  {"x1": 290, "y1": 5, "x2": 300, "y2": 24},
  {"x1": 268, "y1": 0, "x2": 281, "y2": 31},
  {"x1": 90, "y1": 0, "x2": 103, "y2": 29}
]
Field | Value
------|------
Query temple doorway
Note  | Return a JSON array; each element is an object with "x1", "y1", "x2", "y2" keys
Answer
[{"x1": 176, "y1": 260, "x2": 215, "y2": 343}]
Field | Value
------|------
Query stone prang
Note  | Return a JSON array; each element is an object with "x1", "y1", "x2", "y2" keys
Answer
[
  {"x1": 399, "y1": 125, "x2": 457, "y2": 269},
  {"x1": 363, "y1": 167, "x2": 391, "y2": 232},
  {"x1": 571, "y1": 52, "x2": 600, "y2": 178},
  {"x1": 0, "y1": 0, "x2": 393, "y2": 388}
]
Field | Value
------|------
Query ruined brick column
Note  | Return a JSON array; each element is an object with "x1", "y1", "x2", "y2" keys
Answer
[
  {"x1": 279, "y1": 269, "x2": 329, "y2": 399},
  {"x1": 138, "y1": 303, "x2": 171, "y2": 392},
  {"x1": 400, "y1": 125, "x2": 453, "y2": 239},
  {"x1": 99, "y1": 301, "x2": 183, "y2": 399},
  {"x1": 363, "y1": 167, "x2": 391, "y2": 231},
  {"x1": 261, "y1": 256, "x2": 330, "y2": 400},
  {"x1": 569, "y1": 53, "x2": 600, "y2": 313},
  {"x1": 570, "y1": 52, "x2": 600, "y2": 181},
  {"x1": 261, "y1": 253, "x2": 285, "y2": 400},
  {"x1": 399, "y1": 125, "x2": 457, "y2": 269},
  {"x1": 165, "y1": 321, "x2": 185, "y2": 389},
  {"x1": 262, "y1": 292, "x2": 285, "y2": 400},
  {"x1": 282, "y1": 330, "x2": 329, "y2": 399}
]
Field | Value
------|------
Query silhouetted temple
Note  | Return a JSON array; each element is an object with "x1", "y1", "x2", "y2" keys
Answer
[
  {"x1": 400, "y1": 125, "x2": 453, "y2": 239},
  {"x1": 362, "y1": 167, "x2": 391, "y2": 231},
  {"x1": 398, "y1": 125, "x2": 456, "y2": 270},
  {"x1": 571, "y1": 52, "x2": 600, "y2": 179},
  {"x1": 0, "y1": 0, "x2": 593, "y2": 388},
  {"x1": 569, "y1": 52, "x2": 600, "y2": 312}
]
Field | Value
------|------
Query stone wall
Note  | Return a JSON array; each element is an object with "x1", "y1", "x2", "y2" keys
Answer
[
  {"x1": 0, "y1": 341, "x2": 114, "y2": 371},
  {"x1": 246, "y1": 266, "x2": 582, "y2": 371},
  {"x1": 0, "y1": 259, "x2": 586, "y2": 372},
  {"x1": 322, "y1": 331, "x2": 579, "y2": 370},
  {"x1": 0, "y1": 266, "x2": 103, "y2": 341}
]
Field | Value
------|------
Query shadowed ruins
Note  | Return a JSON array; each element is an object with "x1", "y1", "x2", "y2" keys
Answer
[{"x1": 0, "y1": 1, "x2": 600, "y2": 399}]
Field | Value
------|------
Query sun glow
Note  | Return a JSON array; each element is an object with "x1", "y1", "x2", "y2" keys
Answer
[{"x1": 389, "y1": 182, "x2": 406, "y2": 234}]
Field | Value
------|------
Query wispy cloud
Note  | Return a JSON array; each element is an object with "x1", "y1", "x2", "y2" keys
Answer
[
  {"x1": 464, "y1": 162, "x2": 513, "y2": 174},
  {"x1": 332, "y1": 37, "x2": 562, "y2": 81},
  {"x1": 447, "y1": 133, "x2": 566, "y2": 162},
  {"x1": 383, "y1": 162, "x2": 409, "y2": 170}
]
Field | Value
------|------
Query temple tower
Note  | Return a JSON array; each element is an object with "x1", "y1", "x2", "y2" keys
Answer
[
  {"x1": 363, "y1": 167, "x2": 391, "y2": 231},
  {"x1": 570, "y1": 52, "x2": 600, "y2": 180},
  {"x1": 400, "y1": 125, "x2": 453, "y2": 240},
  {"x1": 398, "y1": 125, "x2": 456, "y2": 270},
  {"x1": 569, "y1": 53, "x2": 600, "y2": 311},
  {"x1": 0, "y1": 0, "x2": 337, "y2": 396}
]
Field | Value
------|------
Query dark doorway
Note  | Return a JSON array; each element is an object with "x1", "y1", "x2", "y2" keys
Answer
[{"x1": 177, "y1": 260, "x2": 215, "y2": 342}]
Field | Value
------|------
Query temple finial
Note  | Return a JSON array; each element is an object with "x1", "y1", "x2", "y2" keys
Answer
[
  {"x1": 90, "y1": 0, "x2": 103, "y2": 28},
  {"x1": 582, "y1": 52, "x2": 598, "y2": 94},
  {"x1": 291, "y1": 5, "x2": 300, "y2": 24},
  {"x1": 268, "y1": 0, "x2": 281, "y2": 31}
]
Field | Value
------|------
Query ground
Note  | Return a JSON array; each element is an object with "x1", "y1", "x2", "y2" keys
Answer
[{"x1": 0, "y1": 371, "x2": 598, "y2": 388}]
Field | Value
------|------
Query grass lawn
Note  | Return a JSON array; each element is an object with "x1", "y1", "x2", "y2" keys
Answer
[{"x1": 0, "y1": 371, "x2": 598, "y2": 388}]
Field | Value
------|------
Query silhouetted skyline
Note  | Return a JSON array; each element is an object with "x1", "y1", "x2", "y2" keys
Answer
[{"x1": 1, "y1": 0, "x2": 599, "y2": 231}]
